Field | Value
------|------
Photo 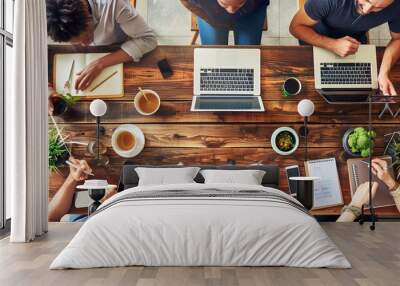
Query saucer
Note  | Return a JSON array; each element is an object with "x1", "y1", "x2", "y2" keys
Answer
[
  {"x1": 112, "y1": 124, "x2": 145, "y2": 158},
  {"x1": 77, "y1": 180, "x2": 108, "y2": 190}
]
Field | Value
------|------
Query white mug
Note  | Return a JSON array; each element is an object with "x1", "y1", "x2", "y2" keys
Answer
[
  {"x1": 111, "y1": 124, "x2": 145, "y2": 158},
  {"x1": 134, "y1": 89, "x2": 160, "y2": 116}
]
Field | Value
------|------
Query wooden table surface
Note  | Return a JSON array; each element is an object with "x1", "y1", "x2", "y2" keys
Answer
[{"x1": 48, "y1": 45, "x2": 400, "y2": 216}]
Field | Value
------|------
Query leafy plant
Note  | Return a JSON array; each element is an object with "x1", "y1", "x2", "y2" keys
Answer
[
  {"x1": 62, "y1": 93, "x2": 80, "y2": 106},
  {"x1": 48, "y1": 127, "x2": 69, "y2": 173},
  {"x1": 386, "y1": 142, "x2": 400, "y2": 180},
  {"x1": 347, "y1": 127, "x2": 376, "y2": 157}
]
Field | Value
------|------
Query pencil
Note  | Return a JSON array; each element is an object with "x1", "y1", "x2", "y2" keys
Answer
[{"x1": 90, "y1": 71, "x2": 118, "y2": 92}]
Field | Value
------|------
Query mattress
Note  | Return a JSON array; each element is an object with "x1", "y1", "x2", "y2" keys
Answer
[{"x1": 50, "y1": 183, "x2": 351, "y2": 269}]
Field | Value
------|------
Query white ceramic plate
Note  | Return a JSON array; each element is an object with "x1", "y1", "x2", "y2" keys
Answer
[
  {"x1": 111, "y1": 124, "x2": 145, "y2": 158},
  {"x1": 77, "y1": 184, "x2": 118, "y2": 190},
  {"x1": 288, "y1": 177, "x2": 320, "y2": 181}
]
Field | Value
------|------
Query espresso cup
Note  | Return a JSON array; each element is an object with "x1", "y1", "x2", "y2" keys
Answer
[
  {"x1": 134, "y1": 89, "x2": 161, "y2": 115},
  {"x1": 282, "y1": 77, "x2": 302, "y2": 97}
]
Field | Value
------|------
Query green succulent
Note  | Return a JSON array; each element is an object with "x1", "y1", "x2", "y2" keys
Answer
[
  {"x1": 48, "y1": 127, "x2": 69, "y2": 173},
  {"x1": 347, "y1": 127, "x2": 376, "y2": 157}
]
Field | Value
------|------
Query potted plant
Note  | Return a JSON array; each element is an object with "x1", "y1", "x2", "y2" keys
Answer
[
  {"x1": 48, "y1": 127, "x2": 69, "y2": 173},
  {"x1": 343, "y1": 127, "x2": 376, "y2": 157},
  {"x1": 51, "y1": 92, "x2": 80, "y2": 116}
]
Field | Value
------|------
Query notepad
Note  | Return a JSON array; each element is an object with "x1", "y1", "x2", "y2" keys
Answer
[
  {"x1": 347, "y1": 157, "x2": 395, "y2": 209},
  {"x1": 53, "y1": 53, "x2": 124, "y2": 98},
  {"x1": 305, "y1": 158, "x2": 344, "y2": 209}
]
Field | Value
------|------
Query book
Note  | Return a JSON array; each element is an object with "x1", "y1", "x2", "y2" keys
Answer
[
  {"x1": 53, "y1": 53, "x2": 124, "y2": 98},
  {"x1": 347, "y1": 156, "x2": 395, "y2": 209},
  {"x1": 305, "y1": 158, "x2": 344, "y2": 209}
]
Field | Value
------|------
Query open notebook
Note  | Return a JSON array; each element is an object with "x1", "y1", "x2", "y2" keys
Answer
[
  {"x1": 53, "y1": 53, "x2": 124, "y2": 98},
  {"x1": 347, "y1": 157, "x2": 395, "y2": 209}
]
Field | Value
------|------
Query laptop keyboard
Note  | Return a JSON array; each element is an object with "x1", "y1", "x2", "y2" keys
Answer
[
  {"x1": 200, "y1": 68, "x2": 254, "y2": 92},
  {"x1": 320, "y1": 63, "x2": 372, "y2": 85}
]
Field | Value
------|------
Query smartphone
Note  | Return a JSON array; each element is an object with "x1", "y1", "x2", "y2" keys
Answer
[
  {"x1": 157, "y1": 59, "x2": 173, "y2": 79},
  {"x1": 285, "y1": 165, "x2": 300, "y2": 195}
]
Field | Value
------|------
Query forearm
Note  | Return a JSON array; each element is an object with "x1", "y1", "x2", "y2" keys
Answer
[
  {"x1": 290, "y1": 24, "x2": 337, "y2": 51},
  {"x1": 379, "y1": 39, "x2": 400, "y2": 76},
  {"x1": 390, "y1": 186, "x2": 400, "y2": 213},
  {"x1": 48, "y1": 176, "x2": 77, "y2": 222},
  {"x1": 96, "y1": 49, "x2": 133, "y2": 69}
]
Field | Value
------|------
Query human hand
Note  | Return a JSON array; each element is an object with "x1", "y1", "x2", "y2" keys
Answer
[
  {"x1": 378, "y1": 73, "x2": 397, "y2": 95},
  {"x1": 74, "y1": 59, "x2": 104, "y2": 91},
  {"x1": 68, "y1": 157, "x2": 93, "y2": 182},
  {"x1": 100, "y1": 185, "x2": 118, "y2": 203},
  {"x1": 351, "y1": 181, "x2": 378, "y2": 208},
  {"x1": 332, "y1": 36, "x2": 360, "y2": 57},
  {"x1": 371, "y1": 158, "x2": 397, "y2": 190}
]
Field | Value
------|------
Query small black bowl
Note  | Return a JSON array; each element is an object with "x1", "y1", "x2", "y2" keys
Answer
[{"x1": 342, "y1": 128, "x2": 361, "y2": 157}]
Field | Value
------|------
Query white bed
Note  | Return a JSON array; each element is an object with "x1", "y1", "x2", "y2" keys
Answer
[{"x1": 50, "y1": 183, "x2": 351, "y2": 269}]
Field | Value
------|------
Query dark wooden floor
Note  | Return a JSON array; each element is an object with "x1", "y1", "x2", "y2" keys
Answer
[{"x1": 0, "y1": 222, "x2": 399, "y2": 286}]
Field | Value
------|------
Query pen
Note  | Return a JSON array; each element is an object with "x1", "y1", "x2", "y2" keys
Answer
[
  {"x1": 66, "y1": 160, "x2": 94, "y2": 176},
  {"x1": 360, "y1": 160, "x2": 388, "y2": 171},
  {"x1": 351, "y1": 14, "x2": 363, "y2": 25}
]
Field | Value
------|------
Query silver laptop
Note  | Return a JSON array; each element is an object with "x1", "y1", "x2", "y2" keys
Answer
[
  {"x1": 313, "y1": 45, "x2": 379, "y2": 104},
  {"x1": 191, "y1": 48, "x2": 264, "y2": 112}
]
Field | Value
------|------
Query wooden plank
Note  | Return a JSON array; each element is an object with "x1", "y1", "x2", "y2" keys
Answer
[
  {"x1": 55, "y1": 123, "x2": 397, "y2": 148},
  {"x1": 52, "y1": 100, "x2": 400, "y2": 124}
]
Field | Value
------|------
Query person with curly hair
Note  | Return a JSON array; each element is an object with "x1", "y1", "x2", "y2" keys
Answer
[{"x1": 46, "y1": 0, "x2": 157, "y2": 113}]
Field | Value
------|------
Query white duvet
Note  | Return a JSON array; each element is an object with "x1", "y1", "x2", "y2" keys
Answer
[{"x1": 50, "y1": 183, "x2": 351, "y2": 269}]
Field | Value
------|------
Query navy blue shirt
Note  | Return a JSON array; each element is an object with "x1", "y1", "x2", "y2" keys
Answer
[
  {"x1": 189, "y1": 0, "x2": 269, "y2": 26},
  {"x1": 305, "y1": 0, "x2": 400, "y2": 43}
]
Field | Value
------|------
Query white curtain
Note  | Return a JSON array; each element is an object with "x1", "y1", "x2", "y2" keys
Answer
[{"x1": 8, "y1": 0, "x2": 48, "y2": 242}]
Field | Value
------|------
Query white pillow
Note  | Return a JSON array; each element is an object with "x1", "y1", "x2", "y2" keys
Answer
[
  {"x1": 200, "y1": 169, "x2": 266, "y2": 185},
  {"x1": 135, "y1": 167, "x2": 200, "y2": 186}
]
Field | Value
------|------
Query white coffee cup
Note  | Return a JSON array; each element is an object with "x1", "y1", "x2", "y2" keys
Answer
[
  {"x1": 134, "y1": 89, "x2": 160, "y2": 116},
  {"x1": 111, "y1": 124, "x2": 145, "y2": 158},
  {"x1": 112, "y1": 127, "x2": 136, "y2": 154}
]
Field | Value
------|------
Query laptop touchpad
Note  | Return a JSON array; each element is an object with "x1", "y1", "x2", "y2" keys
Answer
[
  {"x1": 216, "y1": 51, "x2": 237, "y2": 66},
  {"x1": 336, "y1": 54, "x2": 356, "y2": 60}
]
